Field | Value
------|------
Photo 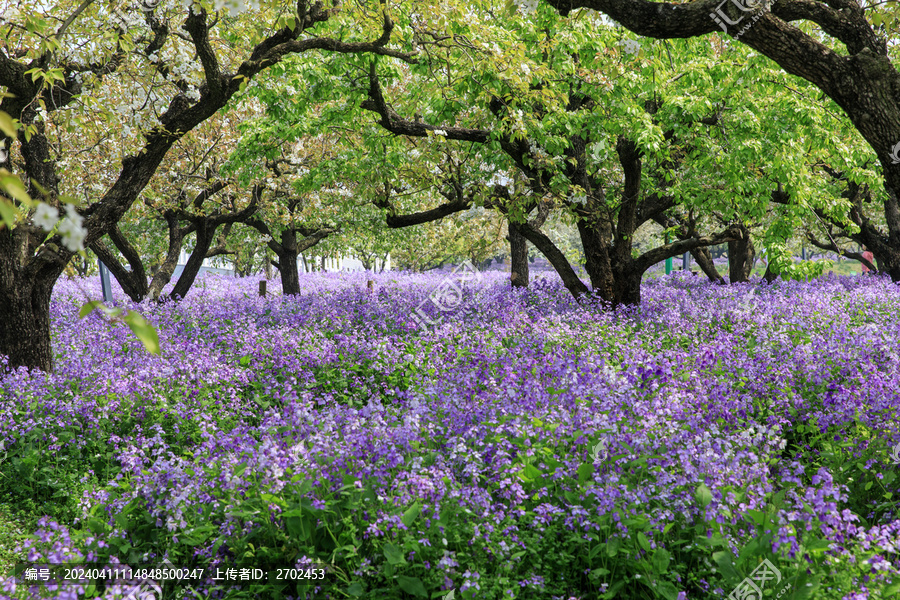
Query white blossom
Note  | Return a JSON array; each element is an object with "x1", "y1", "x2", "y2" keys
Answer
[
  {"x1": 33, "y1": 203, "x2": 60, "y2": 231},
  {"x1": 58, "y1": 205, "x2": 87, "y2": 252},
  {"x1": 619, "y1": 39, "x2": 641, "y2": 55},
  {"x1": 433, "y1": 129, "x2": 447, "y2": 137},
  {"x1": 571, "y1": 194, "x2": 587, "y2": 206}
]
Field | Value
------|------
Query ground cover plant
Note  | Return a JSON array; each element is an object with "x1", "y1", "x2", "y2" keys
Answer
[{"x1": 0, "y1": 272, "x2": 898, "y2": 600}]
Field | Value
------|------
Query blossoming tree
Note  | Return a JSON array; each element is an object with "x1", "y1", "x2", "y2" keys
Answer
[{"x1": 0, "y1": 0, "x2": 413, "y2": 371}]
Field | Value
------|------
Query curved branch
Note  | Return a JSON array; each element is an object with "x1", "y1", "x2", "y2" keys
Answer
[
  {"x1": 634, "y1": 223, "x2": 745, "y2": 273},
  {"x1": 805, "y1": 232, "x2": 876, "y2": 272},
  {"x1": 515, "y1": 220, "x2": 590, "y2": 297},
  {"x1": 360, "y1": 62, "x2": 489, "y2": 143}
]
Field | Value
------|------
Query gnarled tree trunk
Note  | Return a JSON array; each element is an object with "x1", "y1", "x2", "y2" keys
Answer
[
  {"x1": 0, "y1": 228, "x2": 66, "y2": 371},
  {"x1": 0, "y1": 277, "x2": 57, "y2": 372}
]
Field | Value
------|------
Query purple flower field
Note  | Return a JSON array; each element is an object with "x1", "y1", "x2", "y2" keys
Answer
[{"x1": 1, "y1": 272, "x2": 899, "y2": 600}]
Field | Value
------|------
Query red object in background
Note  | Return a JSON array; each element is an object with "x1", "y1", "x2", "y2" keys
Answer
[{"x1": 862, "y1": 250, "x2": 875, "y2": 272}]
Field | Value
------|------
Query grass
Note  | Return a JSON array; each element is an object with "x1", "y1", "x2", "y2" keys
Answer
[{"x1": 0, "y1": 503, "x2": 34, "y2": 574}]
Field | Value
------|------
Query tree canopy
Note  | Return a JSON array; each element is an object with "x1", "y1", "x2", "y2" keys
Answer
[{"x1": 1, "y1": 0, "x2": 899, "y2": 371}]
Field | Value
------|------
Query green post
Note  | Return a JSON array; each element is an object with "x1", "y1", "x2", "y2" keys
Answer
[{"x1": 665, "y1": 233, "x2": 672, "y2": 275}]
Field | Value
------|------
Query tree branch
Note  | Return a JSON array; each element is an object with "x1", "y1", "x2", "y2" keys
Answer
[
  {"x1": 184, "y1": 8, "x2": 224, "y2": 100},
  {"x1": 805, "y1": 231, "x2": 876, "y2": 272},
  {"x1": 634, "y1": 223, "x2": 745, "y2": 273},
  {"x1": 361, "y1": 61, "x2": 489, "y2": 142}
]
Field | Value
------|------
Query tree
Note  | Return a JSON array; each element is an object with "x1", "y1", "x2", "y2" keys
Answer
[
  {"x1": 0, "y1": 0, "x2": 413, "y2": 371},
  {"x1": 542, "y1": 0, "x2": 900, "y2": 282},
  {"x1": 90, "y1": 109, "x2": 259, "y2": 301},
  {"x1": 355, "y1": 7, "x2": 758, "y2": 304}
]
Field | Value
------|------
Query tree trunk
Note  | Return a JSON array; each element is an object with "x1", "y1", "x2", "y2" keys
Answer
[
  {"x1": 0, "y1": 281, "x2": 55, "y2": 372},
  {"x1": 508, "y1": 221, "x2": 530, "y2": 288},
  {"x1": 691, "y1": 247, "x2": 725, "y2": 284},
  {"x1": 577, "y1": 219, "x2": 616, "y2": 300},
  {"x1": 90, "y1": 240, "x2": 147, "y2": 303},
  {"x1": 0, "y1": 233, "x2": 62, "y2": 371},
  {"x1": 610, "y1": 267, "x2": 643, "y2": 305},
  {"x1": 169, "y1": 221, "x2": 216, "y2": 300},
  {"x1": 275, "y1": 229, "x2": 301, "y2": 295},
  {"x1": 515, "y1": 221, "x2": 590, "y2": 298},
  {"x1": 873, "y1": 249, "x2": 900, "y2": 281},
  {"x1": 279, "y1": 256, "x2": 301, "y2": 294},
  {"x1": 72, "y1": 254, "x2": 91, "y2": 277},
  {"x1": 148, "y1": 214, "x2": 189, "y2": 300},
  {"x1": 90, "y1": 225, "x2": 153, "y2": 303},
  {"x1": 728, "y1": 231, "x2": 755, "y2": 283}
]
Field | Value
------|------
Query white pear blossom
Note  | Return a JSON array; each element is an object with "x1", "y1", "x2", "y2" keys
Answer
[
  {"x1": 33, "y1": 203, "x2": 60, "y2": 231},
  {"x1": 433, "y1": 129, "x2": 447, "y2": 137},
  {"x1": 58, "y1": 205, "x2": 87, "y2": 252},
  {"x1": 619, "y1": 39, "x2": 641, "y2": 55},
  {"x1": 1, "y1": 7, "x2": 20, "y2": 21}
]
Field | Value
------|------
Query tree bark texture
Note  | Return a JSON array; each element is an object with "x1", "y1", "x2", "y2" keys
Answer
[
  {"x1": 728, "y1": 228, "x2": 756, "y2": 283},
  {"x1": 508, "y1": 221, "x2": 530, "y2": 288}
]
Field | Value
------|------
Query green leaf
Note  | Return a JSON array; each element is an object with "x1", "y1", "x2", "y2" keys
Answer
[
  {"x1": 712, "y1": 550, "x2": 740, "y2": 581},
  {"x1": 397, "y1": 575, "x2": 427, "y2": 598},
  {"x1": 636, "y1": 532, "x2": 651, "y2": 552},
  {"x1": 180, "y1": 524, "x2": 217, "y2": 545},
  {"x1": 123, "y1": 310, "x2": 161, "y2": 356},
  {"x1": 577, "y1": 462, "x2": 594, "y2": 483},
  {"x1": 606, "y1": 537, "x2": 621, "y2": 557},
  {"x1": 0, "y1": 112, "x2": 17, "y2": 137},
  {"x1": 347, "y1": 582, "x2": 365, "y2": 596},
  {"x1": 0, "y1": 199, "x2": 18, "y2": 229},
  {"x1": 78, "y1": 300, "x2": 105, "y2": 318},
  {"x1": 522, "y1": 463, "x2": 542, "y2": 480},
  {"x1": 695, "y1": 483, "x2": 713, "y2": 507},
  {"x1": 383, "y1": 542, "x2": 404, "y2": 565},
  {"x1": 651, "y1": 549, "x2": 670, "y2": 574},
  {"x1": 656, "y1": 581, "x2": 680, "y2": 600},
  {"x1": 402, "y1": 500, "x2": 422, "y2": 528},
  {"x1": 0, "y1": 174, "x2": 31, "y2": 204}
]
